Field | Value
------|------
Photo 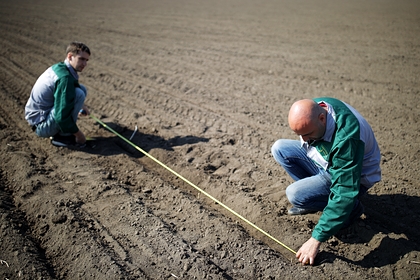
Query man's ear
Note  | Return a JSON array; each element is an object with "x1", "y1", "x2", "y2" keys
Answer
[
  {"x1": 66, "y1": 52, "x2": 73, "y2": 61},
  {"x1": 319, "y1": 111, "x2": 326, "y2": 124}
]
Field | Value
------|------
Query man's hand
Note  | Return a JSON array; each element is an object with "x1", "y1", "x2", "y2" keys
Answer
[
  {"x1": 78, "y1": 105, "x2": 90, "y2": 117},
  {"x1": 296, "y1": 237, "x2": 321, "y2": 265},
  {"x1": 74, "y1": 130, "x2": 86, "y2": 144}
]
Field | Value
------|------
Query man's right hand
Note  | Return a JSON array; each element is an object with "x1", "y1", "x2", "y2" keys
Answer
[
  {"x1": 74, "y1": 130, "x2": 86, "y2": 144},
  {"x1": 296, "y1": 237, "x2": 321, "y2": 265}
]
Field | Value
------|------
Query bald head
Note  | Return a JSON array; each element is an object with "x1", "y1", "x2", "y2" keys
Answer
[{"x1": 288, "y1": 99, "x2": 326, "y2": 141}]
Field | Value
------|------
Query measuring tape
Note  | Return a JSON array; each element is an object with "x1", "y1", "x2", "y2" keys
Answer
[{"x1": 90, "y1": 114, "x2": 297, "y2": 255}]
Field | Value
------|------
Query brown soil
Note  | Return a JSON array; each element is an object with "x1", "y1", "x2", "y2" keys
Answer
[{"x1": 1, "y1": 0, "x2": 420, "y2": 279}]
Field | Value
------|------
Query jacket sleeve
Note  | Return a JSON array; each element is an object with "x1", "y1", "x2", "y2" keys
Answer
[
  {"x1": 312, "y1": 137, "x2": 365, "y2": 242},
  {"x1": 53, "y1": 77, "x2": 79, "y2": 134}
]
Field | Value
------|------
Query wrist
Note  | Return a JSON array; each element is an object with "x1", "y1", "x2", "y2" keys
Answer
[{"x1": 310, "y1": 237, "x2": 322, "y2": 246}]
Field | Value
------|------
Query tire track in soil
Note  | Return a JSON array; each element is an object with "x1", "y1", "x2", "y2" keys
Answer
[
  {"x1": 0, "y1": 175, "x2": 55, "y2": 279},
  {"x1": 81, "y1": 155, "x2": 294, "y2": 279}
]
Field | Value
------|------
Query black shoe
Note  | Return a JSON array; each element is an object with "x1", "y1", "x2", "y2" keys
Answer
[
  {"x1": 288, "y1": 207, "x2": 317, "y2": 215},
  {"x1": 50, "y1": 134, "x2": 77, "y2": 147}
]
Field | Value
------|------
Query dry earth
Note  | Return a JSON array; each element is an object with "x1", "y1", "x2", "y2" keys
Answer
[{"x1": 1, "y1": 0, "x2": 420, "y2": 279}]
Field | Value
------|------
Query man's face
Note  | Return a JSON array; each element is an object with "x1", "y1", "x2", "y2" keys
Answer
[
  {"x1": 292, "y1": 112, "x2": 327, "y2": 143},
  {"x1": 297, "y1": 121, "x2": 325, "y2": 143},
  {"x1": 68, "y1": 51, "x2": 90, "y2": 72}
]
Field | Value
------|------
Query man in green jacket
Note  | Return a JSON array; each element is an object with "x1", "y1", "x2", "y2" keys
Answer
[
  {"x1": 271, "y1": 97, "x2": 381, "y2": 265},
  {"x1": 25, "y1": 41, "x2": 91, "y2": 146}
]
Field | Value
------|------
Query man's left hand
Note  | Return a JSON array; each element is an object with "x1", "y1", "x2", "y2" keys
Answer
[{"x1": 78, "y1": 105, "x2": 90, "y2": 117}]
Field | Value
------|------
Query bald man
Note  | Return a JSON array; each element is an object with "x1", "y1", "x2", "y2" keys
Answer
[{"x1": 271, "y1": 97, "x2": 381, "y2": 265}]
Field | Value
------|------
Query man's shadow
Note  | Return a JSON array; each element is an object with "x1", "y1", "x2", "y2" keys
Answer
[
  {"x1": 317, "y1": 193, "x2": 420, "y2": 268},
  {"x1": 74, "y1": 121, "x2": 209, "y2": 157}
]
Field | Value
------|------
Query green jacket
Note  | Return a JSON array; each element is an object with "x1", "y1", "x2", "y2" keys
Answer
[
  {"x1": 310, "y1": 97, "x2": 381, "y2": 242},
  {"x1": 52, "y1": 62, "x2": 80, "y2": 134},
  {"x1": 25, "y1": 61, "x2": 81, "y2": 134}
]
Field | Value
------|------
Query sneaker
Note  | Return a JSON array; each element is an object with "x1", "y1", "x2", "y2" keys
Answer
[
  {"x1": 50, "y1": 134, "x2": 77, "y2": 147},
  {"x1": 288, "y1": 207, "x2": 317, "y2": 215}
]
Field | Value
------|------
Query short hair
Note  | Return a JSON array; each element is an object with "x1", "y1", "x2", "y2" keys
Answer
[{"x1": 66, "y1": 41, "x2": 91, "y2": 56}]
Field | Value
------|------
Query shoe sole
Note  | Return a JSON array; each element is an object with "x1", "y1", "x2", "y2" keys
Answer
[
  {"x1": 288, "y1": 208, "x2": 317, "y2": 215},
  {"x1": 51, "y1": 140, "x2": 69, "y2": 147}
]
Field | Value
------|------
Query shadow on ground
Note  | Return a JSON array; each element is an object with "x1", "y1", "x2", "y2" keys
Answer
[
  {"x1": 75, "y1": 121, "x2": 209, "y2": 157},
  {"x1": 317, "y1": 193, "x2": 420, "y2": 268}
]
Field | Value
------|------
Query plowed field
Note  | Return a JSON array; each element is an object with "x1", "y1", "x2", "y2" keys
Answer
[{"x1": 1, "y1": 0, "x2": 419, "y2": 279}]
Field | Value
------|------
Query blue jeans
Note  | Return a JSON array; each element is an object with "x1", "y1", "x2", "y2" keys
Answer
[
  {"x1": 35, "y1": 85, "x2": 87, "y2": 138},
  {"x1": 271, "y1": 139, "x2": 367, "y2": 211}
]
